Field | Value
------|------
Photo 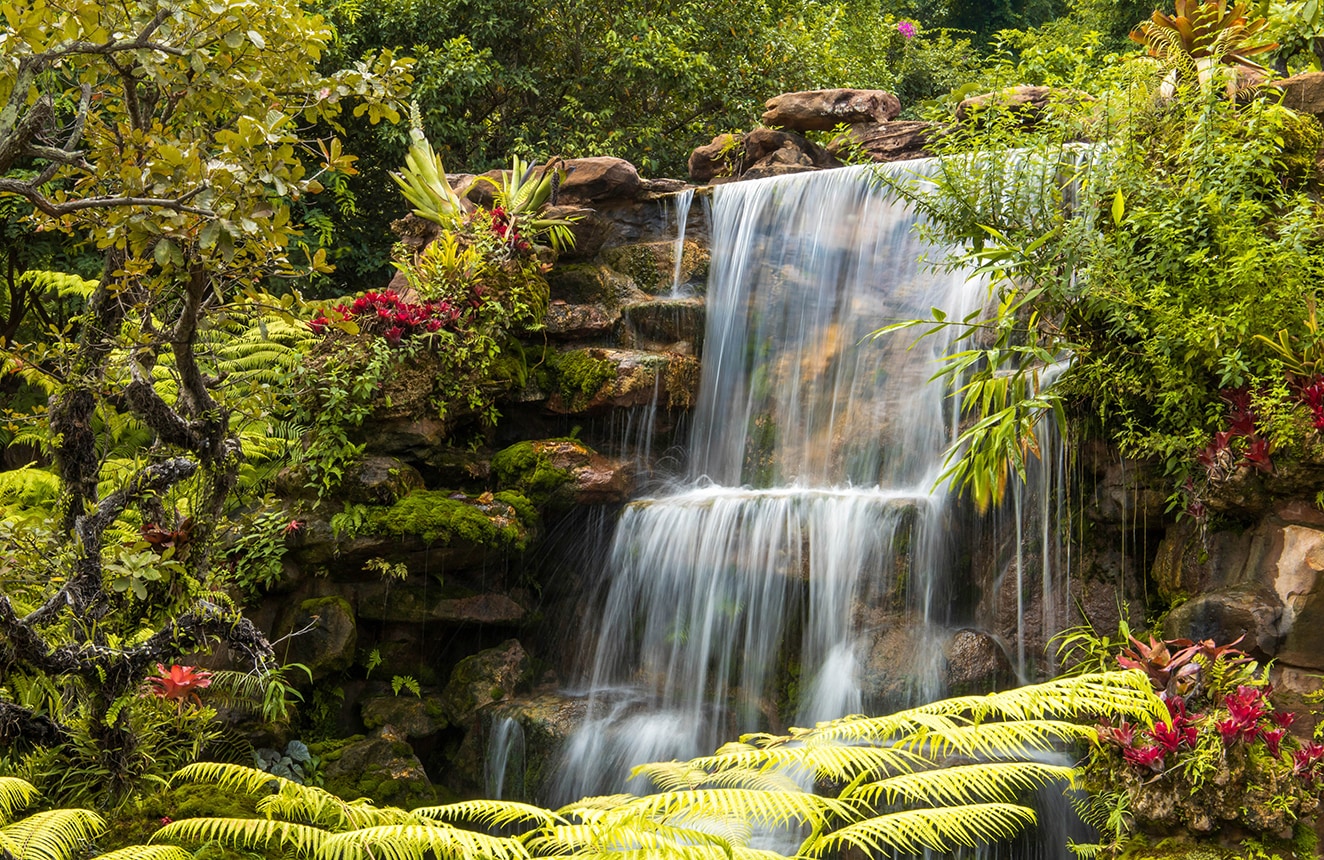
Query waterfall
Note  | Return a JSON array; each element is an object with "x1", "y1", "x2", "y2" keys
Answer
[
  {"x1": 485, "y1": 715, "x2": 526, "y2": 800},
  {"x1": 551, "y1": 164, "x2": 993, "y2": 802},
  {"x1": 669, "y1": 186, "x2": 695, "y2": 297}
]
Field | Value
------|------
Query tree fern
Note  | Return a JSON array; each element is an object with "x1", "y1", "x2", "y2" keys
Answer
[
  {"x1": 0, "y1": 776, "x2": 39, "y2": 823},
  {"x1": 800, "y1": 803, "x2": 1037, "y2": 857},
  {"x1": 88, "y1": 847, "x2": 194, "y2": 860},
  {"x1": 317, "y1": 824, "x2": 528, "y2": 860},
  {"x1": 416, "y1": 799, "x2": 565, "y2": 828},
  {"x1": 152, "y1": 817, "x2": 329, "y2": 856},
  {"x1": 844, "y1": 762, "x2": 1077, "y2": 808},
  {"x1": 0, "y1": 808, "x2": 106, "y2": 860}
]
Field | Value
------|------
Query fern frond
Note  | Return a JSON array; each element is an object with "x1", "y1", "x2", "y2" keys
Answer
[
  {"x1": 910, "y1": 720, "x2": 1101, "y2": 759},
  {"x1": 689, "y1": 741, "x2": 929, "y2": 782},
  {"x1": 799, "y1": 803, "x2": 1036, "y2": 857},
  {"x1": 844, "y1": 762, "x2": 1076, "y2": 808},
  {"x1": 633, "y1": 762, "x2": 801, "y2": 793},
  {"x1": 152, "y1": 817, "x2": 327, "y2": 856},
  {"x1": 615, "y1": 788, "x2": 851, "y2": 830},
  {"x1": 318, "y1": 824, "x2": 528, "y2": 860},
  {"x1": 0, "y1": 777, "x2": 39, "y2": 823},
  {"x1": 907, "y1": 671, "x2": 1164, "y2": 725},
  {"x1": 171, "y1": 762, "x2": 284, "y2": 797},
  {"x1": 90, "y1": 845, "x2": 195, "y2": 860},
  {"x1": 554, "y1": 795, "x2": 633, "y2": 821},
  {"x1": 256, "y1": 782, "x2": 414, "y2": 830},
  {"x1": 415, "y1": 799, "x2": 565, "y2": 828},
  {"x1": 1, "y1": 808, "x2": 106, "y2": 860}
]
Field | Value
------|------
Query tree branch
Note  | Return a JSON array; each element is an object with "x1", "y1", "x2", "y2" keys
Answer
[{"x1": 0, "y1": 180, "x2": 214, "y2": 217}]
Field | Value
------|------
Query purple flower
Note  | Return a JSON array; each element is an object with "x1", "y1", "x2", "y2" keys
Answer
[{"x1": 897, "y1": 20, "x2": 917, "y2": 39}]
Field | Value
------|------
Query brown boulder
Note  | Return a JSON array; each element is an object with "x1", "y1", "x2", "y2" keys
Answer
[
  {"x1": 557, "y1": 157, "x2": 642, "y2": 205},
  {"x1": 762, "y1": 89, "x2": 902, "y2": 131},
  {"x1": 956, "y1": 86, "x2": 1092, "y2": 123},
  {"x1": 828, "y1": 121, "x2": 940, "y2": 163},
  {"x1": 1271, "y1": 72, "x2": 1324, "y2": 117},
  {"x1": 688, "y1": 129, "x2": 839, "y2": 184}
]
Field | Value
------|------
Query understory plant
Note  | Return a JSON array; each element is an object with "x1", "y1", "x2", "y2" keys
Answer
[
  {"x1": 1068, "y1": 633, "x2": 1323, "y2": 856},
  {"x1": 116, "y1": 672, "x2": 1167, "y2": 859}
]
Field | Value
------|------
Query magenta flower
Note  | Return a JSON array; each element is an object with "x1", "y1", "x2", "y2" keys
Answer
[{"x1": 897, "y1": 20, "x2": 917, "y2": 39}]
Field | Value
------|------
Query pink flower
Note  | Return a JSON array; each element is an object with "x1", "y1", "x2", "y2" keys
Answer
[{"x1": 897, "y1": 20, "x2": 917, "y2": 39}]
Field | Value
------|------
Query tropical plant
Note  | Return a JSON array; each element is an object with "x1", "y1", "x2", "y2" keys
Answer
[
  {"x1": 0, "y1": 776, "x2": 110, "y2": 860},
  {"x1": 148, "y1": 672, "x2": 1164, "y2": 859},
  {"x1": 391, "y1": 120, "x2": 467, "y2": 228},
  {"x1": 1130, "y1": 0, "x2": 1278, "y2": 72},
  {"x1": 0, "y1": 0, "x2": 408, "y2": 803},
  {"x1": 877, "y1": 39, "x2": 1324, "y2": 512}
]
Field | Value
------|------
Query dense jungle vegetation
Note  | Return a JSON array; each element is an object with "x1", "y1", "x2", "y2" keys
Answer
[{"x1": 6, "y1": 0, "x2": 1324, "y2": 858}]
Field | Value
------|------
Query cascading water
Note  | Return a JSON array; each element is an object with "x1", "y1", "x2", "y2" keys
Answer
[
  {"x1": 552, "y1": 164, "x2": 991, "y2": 802},
  {"x1": 669, "y1": 186, "x2": 695, "y2": 297}
]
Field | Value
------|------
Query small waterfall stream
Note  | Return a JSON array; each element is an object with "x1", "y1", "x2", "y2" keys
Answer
[{"x1": 552, "y1": 164, "x2": 996, "y2": 801}]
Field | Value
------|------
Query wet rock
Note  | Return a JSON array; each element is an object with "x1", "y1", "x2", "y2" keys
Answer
[
  {"x1": 1083, "y1": 454, "x2": 1168, "y2": 528},
  {"x1": 828, "y1": 121, "x2": 940, "y2": 163},
  {"x1": 688, "y1": 133, "x2": 743, "y2": 183},
  {"x1": 481, "y1": 690, "x2": 588, "y2": 799},
  {"x1": 601, "y1": 240, "x2": 709, "y2": 296},
  {"x1": 943, "y1": 629, "x2": 1015, "y2": 695},
  {"x1": 1162, "y1": 584, "x2": 1285, "y2": 660},
  {"x1": 546, "y1": 348, "x2": 700, "y2": 413},
  {"x1": 354, "y1": 583, "x2": 527, "y2": 625},
  {"x1": 361, "y1": 690, "x2": 449, "y2": 738},
  {"x1": 1271, "y1": 71, "x2": 1324, "y2": 117},
  {"x1": 546, "y1": 262, "x2": 635, "y2": 305},
  {"x1": 956, "y1": 86, "x2": 1093, "y2": 123},
  {"x1": 1150, "y1": 520, "x2": 1256, "y2": 602},
  {"x1": 365, "y1": 416, "x2": 449, "y2": 461},
  {"x1": 622, "y1": 298, "x2": 705, "y2": 350},
  {"x1": 762, "y1": 89, "x2": 902, "y2": 131},
  {"x1": 557, "y1": 157, "x2": 643, "y2": 205},
  {"x1": 545, "y1": 301, "x2": 621, "y2": 339},
  {"x1": 317, "y1": 726, "x2": 436, "y2": 808},
  {"x1": 340, "y1": 456, "x2": 425, "y2": 505},
  {"x1": 270, "y1": 595, "x2": 357, "y2": 681},
  {"x1": 859, "y1": 623, "x2": 942, "y2": 713},
  {"x1": 441, "y1": 639, "x2": 533, "y2": 725}
]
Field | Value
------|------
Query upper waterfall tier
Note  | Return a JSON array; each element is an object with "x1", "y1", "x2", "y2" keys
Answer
[{"x1": 689, "y1": 164, "x2": 981, "y2": 489}]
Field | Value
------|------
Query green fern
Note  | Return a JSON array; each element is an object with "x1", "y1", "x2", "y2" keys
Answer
[
  {"x1": 800, "y1": 803, "x2": 1036, "y2": 857},
  {"x1": 0, "y1": 808, "x2": 106, "y2": 860},
  {"x1": 0, "y1": 777, "x2": 39, "y2": 823}
]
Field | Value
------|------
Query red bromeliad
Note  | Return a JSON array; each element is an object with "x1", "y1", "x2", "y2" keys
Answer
[
  {"x1": 308, "y1": 289, "x2": 466, "y2": 342},
  {"x1": 147, "y1": 663, "x2": 213, "y2": 706}
]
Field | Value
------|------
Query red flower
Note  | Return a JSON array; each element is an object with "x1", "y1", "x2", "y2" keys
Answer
[
  {"x1": 1123, "y1": 744, "x2": 1166, "y2": 771},
  {"x1": 147, "y1": 664, "x2": 213, "y2": 706},
  {"x1": 1262, "y1": 727, "x2": 1287, "y2": 758}
]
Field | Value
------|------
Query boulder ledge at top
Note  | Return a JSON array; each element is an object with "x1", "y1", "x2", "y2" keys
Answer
[
  {"x1": 556, "y1": 157, "x2": 642, "y2": 205},
  {"x1": 1271, "y1": 72, "x2": 1324, "y2": 117},
  {"x1": 762, "y1": 89, "x2": 902, "y2": 131},
  {"x1": 955, "y1": 86, "x2": 1092, "y2": 123}
]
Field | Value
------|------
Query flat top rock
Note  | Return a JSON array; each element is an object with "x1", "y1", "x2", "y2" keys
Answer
[{"x1": 762, "y1": 89, "x2": 902, "y2": 131}]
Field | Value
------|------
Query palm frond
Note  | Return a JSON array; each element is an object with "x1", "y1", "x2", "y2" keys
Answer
[
  {"x1": 152, "y1": 817, "x2": 327, "y2": 856},
  {"x1": 318, "y1": 824, "x2": 528, "y2": 860},
  {"x1": 1, "y1": 808, "x2": 106, "y2": 860},
  {"x1": 799, "y1": 803, "x2": 1037, "y2": 857},
  {"x1": 0, "y1": 777, "x2": 39, "y2": 823}
]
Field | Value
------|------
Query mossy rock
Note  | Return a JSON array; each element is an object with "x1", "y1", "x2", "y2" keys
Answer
[
  {"x1": 314, "y1": 728, "x2": 437, "y2": 809},
  {"x1": 361, "y1": 689, "x2": 448, "y2": 737},
  {"x1": 492, "y1": 439, "x2": 583, "y2": 508},
  {"x1": 364, "y1": 489, "x2": 532, "y2": 550},
  {"x1": 601, "y1": 240, "x2": 709, "y2": 295},
  {"x1": 101, "y1": 785, "x2": 259, "y2": 848},
  {"x1": 271, "y1": 594, "x2": 357, "y2": 680},
  {"x1": 544, "y1": 348, "x2": 698, "y2": 413},
  {"x1": 441, "y1": 639, "x2": 532, "y2": 724},
  {"x1": 545, "y1": 350, "x2": 617, "y2": 406},
  {"x1": 546, "y1": 262, "x2": 632, "y2": 305}
]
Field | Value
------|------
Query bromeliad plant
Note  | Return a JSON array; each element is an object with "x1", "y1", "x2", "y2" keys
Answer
[{"x1": 1076, "y1": 634, "x2": 1323, "y2": 855}]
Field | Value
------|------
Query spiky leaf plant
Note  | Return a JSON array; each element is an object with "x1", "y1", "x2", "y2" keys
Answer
[{"x1": 144, "y1": 671, "x2": 1162, "y2": 860}]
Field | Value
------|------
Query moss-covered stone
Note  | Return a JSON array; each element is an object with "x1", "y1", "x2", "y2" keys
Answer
[
  {"x1": 602, "y1": 240, "x2": 709, "y2": 295},
  {"x1": 313, "y1": 727, "x2": 437, "y2": 809},
  {"x1": 361, "y1": 690, "x2": 448, "y2": 737},
  {"x1": 101, "y1": 785, "x2": 259, "y2": 848},
  {"x1": 365, "y1": 490, "x2": 531, "y2": 550},
  {"x1": 441, "y1": 639, "x2": 532, "y2": 724},
  {"x1": 546, "y1": 349, "x2": 617, "y2": 405},
  {"x1": 271, "y1": 594, "x2": 357, "y2": 680},
  {"x1": 546, "y1": 262, "x2": 630, "y2": 305},
  {"x1": 492, "y1": 440, "x2": 579, "y2": 507}
]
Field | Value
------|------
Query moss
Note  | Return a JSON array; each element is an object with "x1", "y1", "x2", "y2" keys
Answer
[
  {"x1": 492, "y1": 441, "x2": 578, "y2": 507},
  {"x1": 365, "y1": 490, "x2": 530, "y2": 550},
  {"x1": 494, "y1": 490, "x2": 539, "y2": 527},
  {"x1": 547, "y1": 349, "x2": 616, "y2": 404},
  {"x1": 545, "y1": 263, "x2": 620, "y2": 304},
  {"x1": 101, "y1": 785, "x2": 258, "y2": 848}
]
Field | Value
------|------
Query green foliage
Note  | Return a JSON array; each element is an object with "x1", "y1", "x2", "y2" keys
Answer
[
  {"x1": 880, "y1": 52, "x2": 1324, "y2": 508},
  {"x1": 148, "y1": 672, "x2": 1162, "y2": 860},
  {"x1": 491, "y1": 440, "x2": 576, "y2": 508}
]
